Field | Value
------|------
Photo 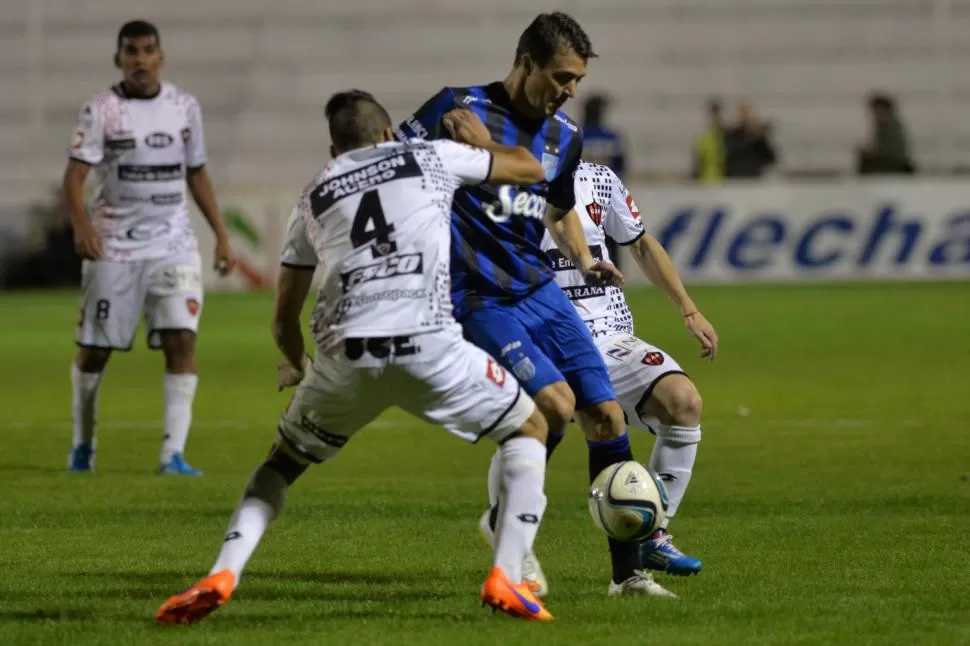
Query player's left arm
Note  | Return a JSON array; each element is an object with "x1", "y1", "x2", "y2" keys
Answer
[
  {"x1": 543, "y1": 147, "x2": 623, "y2": 287},
  {"x1": 613, "y1": 178, "x2": 719, "y2": 359},
  {"x1": 274, "y1": 204, "x2": 317, "y2": 390},
  {"x1": 184, "y1": 96, "x2": 235, "y2": 276}
]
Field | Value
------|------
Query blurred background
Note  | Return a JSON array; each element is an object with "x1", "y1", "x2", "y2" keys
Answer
[{"x1": 2, "y1": 0, "x2": 969, "y2": 290}]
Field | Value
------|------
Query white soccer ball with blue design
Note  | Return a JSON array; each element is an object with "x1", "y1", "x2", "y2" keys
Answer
[{"x1": 588, "y1": 461, "x2": 668, "y2": 542}]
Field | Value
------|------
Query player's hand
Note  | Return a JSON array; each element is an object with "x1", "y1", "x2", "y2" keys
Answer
[
  {"x1": 685, "y1": 311, "x2": 718, "y2": 360},
  {"x1": 277, "y1": 356, "x2": 310, "y2": 392},
  {"x1": 583, "y1": 260, "x2": 624, "y2": 287},
  {"x1": 214, "y1": 237, "x2": 236, "y2": 277},
  {"x1": 443, "y1": 109, "x2": 493, "y2": 147},
  {"x1": 73, "y1": 221, "x2": 103, "y2": 260}
]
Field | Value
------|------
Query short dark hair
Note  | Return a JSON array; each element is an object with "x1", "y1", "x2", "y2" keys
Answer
[
  {"x1": 868, "y1": 92, "x2": 895, "y2": 113},
  {"x1": 324, "y1": 90, "x2": 392, "y2": 152},
  {"x1": 117, "y1": 20, "x2": 160, "y2": 51},
  {"x1": 515, "y1": 11, "x2": 596, "y2": 67}
]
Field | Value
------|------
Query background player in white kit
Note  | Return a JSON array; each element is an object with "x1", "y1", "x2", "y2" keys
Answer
[
  {"x1": 64, "y1": 21, "x2": 235, "y2": 475},
  {"x1": 541, "y1": 161, "x2": 719, "y2": 578},
  {"x1": 156, "y1": 91, "x2": 557, "y2": 624}
]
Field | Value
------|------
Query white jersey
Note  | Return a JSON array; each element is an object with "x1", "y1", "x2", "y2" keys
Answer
[
  {"x1": 280, "y1": 139, "x2": 492, "y2": 350},
  {"x1": 540, "y1": 161, "x2": 645, "y2": 339},
  {"x1": 68, "y1": 82, "x2": 206, "y2": 262}
]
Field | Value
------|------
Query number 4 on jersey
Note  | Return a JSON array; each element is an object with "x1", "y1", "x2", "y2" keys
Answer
[{"x1": 352, "y1": 191, "x2": 397, "y2": 258}]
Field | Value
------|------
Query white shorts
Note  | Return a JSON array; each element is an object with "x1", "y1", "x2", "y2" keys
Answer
[
  {"x1": 596, "y1": 333, "x2": 687, "y2": 432},
  {"x1": 75, "y1": 251, "x2": 203, "y2": 351},
  {"x1": 278, "y1": 326, "x2": 535, "y2": 463}
]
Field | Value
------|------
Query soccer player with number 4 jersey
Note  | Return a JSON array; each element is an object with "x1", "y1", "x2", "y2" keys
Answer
[{"x1": 157, "y1": 91, "x2": 557, "y2": 624}]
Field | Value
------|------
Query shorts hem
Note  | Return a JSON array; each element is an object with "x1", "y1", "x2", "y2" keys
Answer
[
  {"x1": 76, "y1": 341, "x2": 133, "y2": 352},
  {"x1": 147, "y1": 327, "x2": 198, "y2": 349},
  {"x1": 277, "y1": 425, "x2": 324, "y2": 464},
  {"x1": 633, "y1": 370, "x2": 689, "y2": 423},
  {"x1": 476, "y1": 388, "x2": 523, "y2": 443}
]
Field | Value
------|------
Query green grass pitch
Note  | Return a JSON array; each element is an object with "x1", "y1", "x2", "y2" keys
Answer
[{"x1": 1, "y1": 283, "x2": 969, "y2": 645}]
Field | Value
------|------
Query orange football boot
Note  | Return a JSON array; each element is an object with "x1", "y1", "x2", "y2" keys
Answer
[
  {"x1": 480, "y1": 567, "x2": 553, "y2": 622},
  {"x1": 156, "y1": 568, "x2": 236, "y2": 625}
]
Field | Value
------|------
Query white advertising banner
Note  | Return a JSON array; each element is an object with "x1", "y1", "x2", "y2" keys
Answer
[
  {"x1": 189, "y1": 179, "x2": 970, "y2": 290},
  {"x1": 624, "y1": 179, "x2": 970, "y2": 284}
]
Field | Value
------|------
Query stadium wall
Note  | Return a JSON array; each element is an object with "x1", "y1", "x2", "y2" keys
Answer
[{"x1": 185, "y1": 178, "x2": 970, "y2": 291}]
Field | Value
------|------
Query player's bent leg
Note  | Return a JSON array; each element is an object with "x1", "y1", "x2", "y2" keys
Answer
[
  {"x1": 575, "y1": 400, "x2": 674, "y2": 597},
  {"x1": 638, "y1": 374, "x2": 703, "y2": 576},
  {"x1": 482, "y1": 381, "x2": 570, "y2": 597},
  {"x1": 482, "y1": 404, "x2": 552, "y2": 621},
  {"x1": 158, "y1": 330, "x2": 201, "y2": 476},
  {"x1": 70, "y1": 346, "x2": 112, "y2": 472},
  {"x1": 156, "y1": 440, "x2": 310, "y2": 625}
]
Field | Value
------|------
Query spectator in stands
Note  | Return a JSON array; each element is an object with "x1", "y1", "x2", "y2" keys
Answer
[
  {"x1": 691, "y1": 98, "x2": 726, "y2": 184},
  {"x1": 582, "y1": 93, "x2": 627, "y2": 177},
  {"x1": 582, "y1": 93, "x2": 626, "y2": 269},
  {"x1": 724, "y1": 101, "x2": 777, "y2": 179},
  {"x1": 857, "y1": 93, "x2": 914, "y2": 175}
]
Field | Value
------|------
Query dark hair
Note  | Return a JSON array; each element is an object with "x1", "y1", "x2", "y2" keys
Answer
[
  {"x1": 583, "y1": 94, "x2": 609, "y2": 127},
  {"x1": 706, "y1": 97, "x2": 722, "y2": 113},
  {"x1": 868, "y1": 92, "x2": 896, "y2": 113},
  {"x1": 515, "y1": 11, "x2": 596, "y2": 67},
  {"x1": 117, "y1": 20, "x2": 160, "y2": 51},
  {"x1": 324, "y1": 90, "x2": 392, "y2": 152}
]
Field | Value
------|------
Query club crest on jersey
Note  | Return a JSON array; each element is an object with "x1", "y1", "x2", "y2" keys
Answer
[
  {"x1": 486, "y1": 358, "x2": 506, "y2": 387},
  {"x1": 483, "y1": 185, "x2": 547, "y2": 223},
  {"x1": 586, "y1": 202, "x2": 603, "y2": 225},
  {"x1": 541, "y1": 144, "x2": 559, "y2": 182},
  {"x1": 186, "y1": 298, "x2": 200, "y2": 316},
  {"x1": 625, "y1": 193, "x2": 640, "y2": 219},
  {"x1": 642, "y1": 351, "x2": 664, "y2": 366}
]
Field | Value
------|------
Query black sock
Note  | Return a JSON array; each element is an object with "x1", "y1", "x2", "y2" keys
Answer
[
  {"x1": 588, "y1": 433, "x2": 641, "y2": 583},
  {"x1": 545, "y1": 430, "x2": 565, "y2": 462}
]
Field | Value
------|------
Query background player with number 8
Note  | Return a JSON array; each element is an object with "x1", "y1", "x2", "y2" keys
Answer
[{"x1": 64, "y1": 20, "x2": 236, "y2": 475}]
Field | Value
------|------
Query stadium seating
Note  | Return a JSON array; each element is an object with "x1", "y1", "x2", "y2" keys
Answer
[{"x1": 1, "y1": 0, "x2": 969, "y2": 191}]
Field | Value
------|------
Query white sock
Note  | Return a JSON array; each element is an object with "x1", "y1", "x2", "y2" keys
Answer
[
  {"x1": 161, "y1": 373, "x2": 198, "y2": 463},
  {"x1": 493, "y1": 437, "x2": 547, "y2": 582},
  {"x1": 648, "y1": 424, "x2": 701, "y2": 521},
  {"x1": 210, "y1": 465, "x2": 288, "y2": 586},
  {"x1": 71, "y1": 362, "x2": 103, "y2": 448},
  {"x1": 487, "y1": 448, "x2": 502, "y2": 510}
]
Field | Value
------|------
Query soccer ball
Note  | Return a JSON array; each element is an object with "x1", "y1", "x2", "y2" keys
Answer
[{"x1": 588, "y1": 461, "x2": 668, "y2": 542}]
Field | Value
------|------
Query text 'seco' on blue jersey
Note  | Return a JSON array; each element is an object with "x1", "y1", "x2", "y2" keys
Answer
[{"x1": 395, "y1": 82, "x2": 583, "y2": 319}]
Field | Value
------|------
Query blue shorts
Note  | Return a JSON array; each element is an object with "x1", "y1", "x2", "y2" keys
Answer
[{"x1": 460, "y1": 281, "x2": 616, "y2": 410}]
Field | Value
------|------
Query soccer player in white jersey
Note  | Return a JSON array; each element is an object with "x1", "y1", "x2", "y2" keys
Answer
[
  {"x1": 64, "y1": 21, "x2": 235, "y2": 475},
  {"x1": 156, "y1": 91, "x2": 557, "y2": 623},
  {"x1": 540, "y1": 161, "x2": 719, "y2": 578}
]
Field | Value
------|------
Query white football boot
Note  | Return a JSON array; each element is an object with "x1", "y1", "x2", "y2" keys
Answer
[{"x1": 608, "y1": 570, "x2": 678, "y2": 598}]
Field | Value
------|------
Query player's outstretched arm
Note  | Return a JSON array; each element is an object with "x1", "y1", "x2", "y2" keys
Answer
[
  {"x1": 630, "y1": 234, "x2": 718, "y2": 360},
  {"x1": 442, "y1": 109, "x2": 544, "y2": 186},
  {"x1": 272, "y1": 266, "x2": 314, "y2": 390}
]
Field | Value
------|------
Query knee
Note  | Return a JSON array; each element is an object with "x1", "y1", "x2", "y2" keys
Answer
[
  {"x1": 578, "y1": 400, "x2": 626, "y2": 442},
  {"x1": 666, "y1": 387, "x2": 703, "y2": 427},
  {"x1": 535, "y1": 385, "x2": 575, "y2": 435},
  {"x1": 515, "y1": 406, "x2": 549, "y2": 445},
  {"x1": 76, "y1": 347, "x2": 111, "y2": 373},
  {"x1": 162, "y1": 331, "x2": 197, "y2": 372}
]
